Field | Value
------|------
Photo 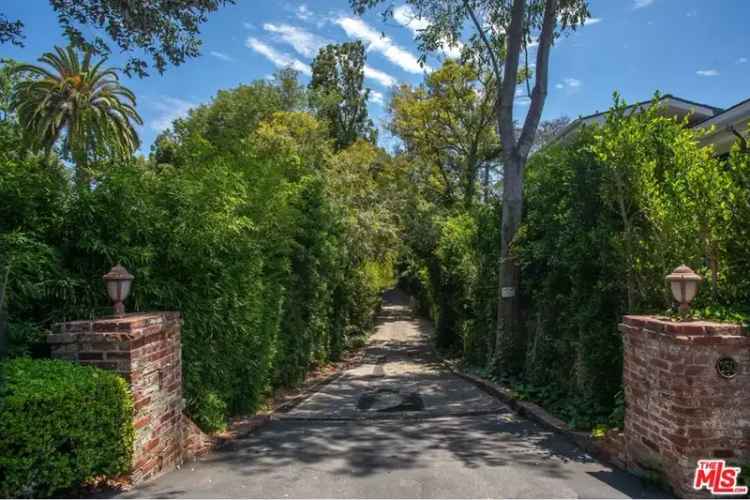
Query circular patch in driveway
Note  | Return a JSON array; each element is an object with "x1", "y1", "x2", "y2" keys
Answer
[{"x1": 356, "y1": 387, "x2": 425, "y2": 412}]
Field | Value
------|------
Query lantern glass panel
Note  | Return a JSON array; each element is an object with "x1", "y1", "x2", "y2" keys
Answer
[
  {"x1": 120, "y1": 279, "x2": 132, "y2": 300},
  {"x1": 683, "y1": 280, "x2": 698, "y2": 303},
  {"x1": 106, "y1": 280, "x2": 121, "y2": 301},
  {"x1": 670, "y1": 281, "x2": 684, "y2": 303}
]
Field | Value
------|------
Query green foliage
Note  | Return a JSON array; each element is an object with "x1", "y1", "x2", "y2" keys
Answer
[
  {"x1": 399, "y1": 202, "x2": 500, "y2": 360},
  {"x1": 10, "y1": 46, "x2": 143, "y2": 184},
  {"x1": 400, "y1": 93, "x2": 750, "y2": 431},
  {"x1": 1, "y1": 68, "x2": 399, "y2": 432},
  {"x1": 517, "y1": 94, "x2": 748, "y2": 428},
  {"x1": 0, "y1": 358, "x2": 133, "y2": 497},
  {"x1": 389, "y1": 60, "x2": 500, "y2": 207},
  {"x1": 190, "y1": 391, "x2": 228, "y2": 433},
  {"x1": 310, "y1": 41, "x2": 376, "y2": 150},
  {"x1": 0, "y1": 1, "x2": 234, "y2": 77},
  {"x1": 591, "y1": 423, "x2": 608, "y2": 439}
]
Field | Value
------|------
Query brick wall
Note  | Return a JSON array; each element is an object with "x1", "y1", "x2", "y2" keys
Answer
[
  {"x1": 48, "y1": 312, "x2": 212, "y2": 484},
  {"x1": 619, "y1": 315, "x2": 750, "y2": 497}
]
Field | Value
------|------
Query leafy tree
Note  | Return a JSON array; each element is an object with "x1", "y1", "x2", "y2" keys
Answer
[
  {"x1": 273, "y1": 67, "x2": 308, "y2": 112},
  {"x1": 0, "y1": 15, "x2": 23, "y2": 47},
  {"x1": 310, "y1": 41, "x2": 377, "y2": 150},
  {"x1": 390, "y1": 60, "x2": 500, "y2": 207},
  {"x1": 1, "y1": 1, "x2": 234, "y2": 77},
  {"x1": 532, "y1": 116, "x2": 571, "y2": 151},
  {"x1": 10, "y1": 46, "x2": 142, "y2": 185},
  {"x1": 518, "y1": 95, "x2": 742, "y2": 427},
  {"x1": 0, "y1": 61, "x2": 69, "y2": 359},
  {"x1": 150, "y1": 78, "x2": 301, "y2": 165},
  {"x1": 352, "y1": 0, "x2": 590, "y2": 374}
]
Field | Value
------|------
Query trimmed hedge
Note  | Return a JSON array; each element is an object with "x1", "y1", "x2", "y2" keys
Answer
[{"x1": 0, "y1": 358, "x2": 134, "y2": 498}]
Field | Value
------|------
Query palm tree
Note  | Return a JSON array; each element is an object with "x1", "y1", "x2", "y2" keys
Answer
[{"x1": 10, "y1": 46, "x2": 143, "y2": 185}]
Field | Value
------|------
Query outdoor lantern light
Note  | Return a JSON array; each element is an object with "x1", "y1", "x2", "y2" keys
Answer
[
  {"x1": 103, "y1": 264, "x2": 134, "y2": 316},
  {"x1": 665, "y1": 265, "x2": 702, "y2": 316}
]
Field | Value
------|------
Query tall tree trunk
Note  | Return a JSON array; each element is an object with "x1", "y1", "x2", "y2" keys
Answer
[
  {"x1": 494, "y1": 153, "x2": 524, "y2": 373},
  {"x1": 463, "y1": 0, "x2": 558, "y2": 375}
]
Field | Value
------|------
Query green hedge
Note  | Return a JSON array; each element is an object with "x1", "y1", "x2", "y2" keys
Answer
[
  {"x1": 399, "y1": 95, "x2": 750, "y2": 431},
  {"x1": 0, "y1": 358, "x2": 134, "y2": 498},
  {"x1": 1, "y1": 76, "x2": 397, "y2": 432},
  {"x1": 399, "y1": 202, "x2": 501, "y2": 363}
]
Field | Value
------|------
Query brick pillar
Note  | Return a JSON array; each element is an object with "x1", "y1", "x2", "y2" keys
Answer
[
  {"x1": 619, "y1": 315, "x2": 750, "y2": 497},
  {"x1": 48, "y1": 312, "x2": 210, "y2": 484}
]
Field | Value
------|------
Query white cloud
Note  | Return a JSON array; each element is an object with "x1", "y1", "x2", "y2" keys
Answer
[
  {"x1": 738, "y1": 57, "x2": 748, "y2": 64},
  {"x1": 293, "y1": 4, "x2": 326, "y2": 27},
  {"x1": 515, "y1": 96, "x2": 531, "y2": 106},
  {"x1": 392, "y1": 5, "x2": 430, "y2": 34},
  {"x1": 634, "y1": 0, "x2": 655, "y2": 8},
  {"x1": 556, "y1": 78, "x2": 581, "y2": 93},
  {"x1": 246, "y1": 37, "x2": 311, "y2": 75},
  {"x1": 334, "y1": 16, "x2": 430, "y2": 73},
  {"x1": 263, "y1": 23, "x2": 329, "y2": 58},
  {"x1": 584, "y1": 17, "x2": 602, "y2": 25},
  {"x1": 209, "y1": 51, "x2": 233, "y2": 62},
  {"x1": 364, "y1": 65, "x2": 397, "y2": 87},
  {"x1": 696, "y1": 69, "x2": 719, "y2": 77},
  {"x1": 369, "y1": 90, "x2": 385, "y2": 106},
  {"x1": 243, "y1": 21, "x2": 256, "y2": 30},
  {"x1": 150, "y1": 97, "x2": 197, "y2": 132},
  {"x1": 392, "y1": 5, "x2": 462, "y2": 58},
  {"x1": 296, "y1": 4, "x2": 313, "y2": 22}
]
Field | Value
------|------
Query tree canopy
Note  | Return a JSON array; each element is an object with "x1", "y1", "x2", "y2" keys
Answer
[
  {"x1": 10, "y1": 46, "x2": 142, "y2": 185},
  {"x1": 390, "y1": 59, "x2": 500, "y2": 207},
  {"x1": 310, "y1": 41, "x2": 377, "y2": 151},
  {"x1": 1, "y1": 0, "x2": 234, "y2": 77}
]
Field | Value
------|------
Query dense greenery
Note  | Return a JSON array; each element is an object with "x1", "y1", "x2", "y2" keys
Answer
[
  {"x1": 0, "y1": 358, "x2": 133, "y2": 497},
  {"x1": 1, "y1": 0, "x2": 234, "y2": 77},
  {"x1": 310, "y1": 41, "x2": 377, "y2": 150},
  {"x1": 11, "y1": 46, "x2": 143, "y2": 186},
  {"x1": 400, "y1": 94, "x2": 750, "y2": 429},
  {"x1": 1, "y1": 58, "x2": 399, "y2": 432},
  {"x1": 353, "y1": 0, "x2": 591, "y2": 376},
  {"x1": 3, "y1": 34, "x2": 749, "y2": 479},
  {"x1": 390, "y1": 60, "x2": 499, "y2": 208}
]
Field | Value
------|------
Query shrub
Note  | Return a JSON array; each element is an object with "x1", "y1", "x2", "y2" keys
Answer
[
  {"x1": 517, "y1": 95, "x2": 746, "y2": 427},
  {"x1": 0, "y1": 73, "x2": 398, "y2": 431},
  {"x1": 399, "y1": 203, "x2": 500, "y2": 362},
  {"x1": 0, "y1": 358, "x2": 134, "y2": 497}
]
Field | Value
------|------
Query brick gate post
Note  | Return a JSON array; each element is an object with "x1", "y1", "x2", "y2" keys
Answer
[
  {"x1": 47, "y1": 312, "x2": 212, "y2": 484},
  {"x1": 619, "y1": 315, "x2": 750, "y2": 496}
]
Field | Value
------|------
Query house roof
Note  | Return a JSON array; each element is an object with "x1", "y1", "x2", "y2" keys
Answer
[
  {"x1": 554, "y1": 94, "x2": 723, "y2": 143},
  {"x1": 694, "y1": 97, "x2": 750, "y2": 154}
]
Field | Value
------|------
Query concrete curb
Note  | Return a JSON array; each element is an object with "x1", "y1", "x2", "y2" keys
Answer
[{"x1": 435, "y1": 356, "x2": 628, "y2": 472}]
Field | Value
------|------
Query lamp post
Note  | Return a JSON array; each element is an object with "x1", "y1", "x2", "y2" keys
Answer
[
  {"x1": 103, "y1": 264, "x2": 134, "y2": 317},
  {"x1": 665, "y1": 265, "x2": 702, "y2": 317}
]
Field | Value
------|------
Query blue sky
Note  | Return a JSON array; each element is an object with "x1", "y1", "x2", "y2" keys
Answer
[{"x1": 3, "y1": 1, "x2": 749, "y2": 153}]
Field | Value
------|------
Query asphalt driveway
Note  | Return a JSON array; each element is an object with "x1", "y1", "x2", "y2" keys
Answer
[{"x1": 120, "y1": 290, "x2": 665, "y2": 498}]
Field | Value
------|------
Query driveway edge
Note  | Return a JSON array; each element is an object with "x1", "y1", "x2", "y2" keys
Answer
[
  {"x1": 215, "y1": 347, "x2": 368, "y2": 443},
  {"x1": 435, "y1": 355, "x2": 629, "y2": 472}
]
